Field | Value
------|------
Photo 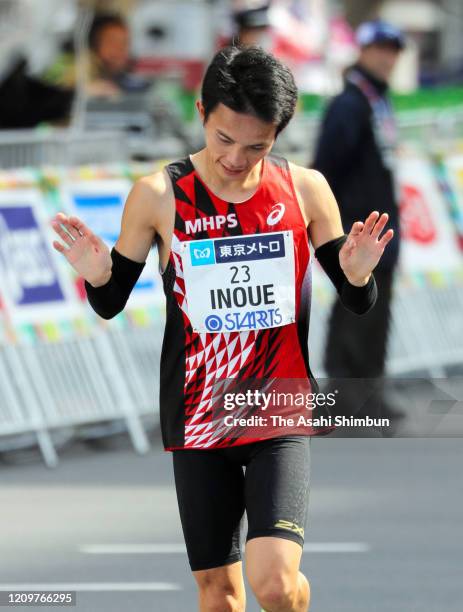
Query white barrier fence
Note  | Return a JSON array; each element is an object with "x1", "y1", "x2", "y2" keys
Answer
[
  {"x1": 2, "y1": 271, "x2": 463, "y2": 467},
  {"x1": 0, "y1": 317, "x2": 163, "y2": 467},
  {"x1": 0, "y1": 317, "x2": 164, "y2": 466},
  {"x1": 0, "y1": 130, "x2": 129, "y2": 169},
  {"x1": 0, "y1": 146, "x2": 462, "y2": 466},
  {"x1": 0, "y1": 344, "x2": 58, "y2": 466},
  {"x1": 308, "y1": 271, "x2": 463, "y2": 379}
]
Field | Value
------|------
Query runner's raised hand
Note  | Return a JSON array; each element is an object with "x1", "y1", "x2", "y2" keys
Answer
[
  {"x1": 339, "y1": 211, "x2": 394, "y2": 285},
  {"x1": 50, "y1": 212, "x2": 112, "y2": 286}
]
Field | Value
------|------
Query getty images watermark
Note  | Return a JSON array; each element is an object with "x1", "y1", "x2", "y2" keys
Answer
[
  {"x1": 206, "y1": 377, "x2": 463, "y2": 439},
  {"x1": 221, "y1": 386, "x2": 390, "y2": 432}
]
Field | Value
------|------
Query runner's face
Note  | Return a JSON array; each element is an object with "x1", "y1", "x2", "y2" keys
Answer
[{"x1": 198, "y1": 102, "x2": 277, "y2": 180}]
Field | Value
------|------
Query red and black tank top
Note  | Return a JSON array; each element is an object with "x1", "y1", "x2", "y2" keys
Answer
[{"x1": 160, "y1": 154, "x2": 320, "y2": 451}]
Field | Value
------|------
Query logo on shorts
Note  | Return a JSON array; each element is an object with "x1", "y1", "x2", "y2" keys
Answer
[
  {"x1": 274, "y1": 519, "x2": 304, "y2": 538},
  {"x1": 266, "y1": 203, "x2": 286, "y2": 226}
]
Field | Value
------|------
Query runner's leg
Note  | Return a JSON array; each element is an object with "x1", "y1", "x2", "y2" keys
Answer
[
  {"x1": 244, "y1": 436, "x2": 311, "y2": 611},
  {"x1": 172, "y1": 449, "x2": 246, "y2": 611},
  {"x1": 194, "y1": 562, "x2": 246, "y2": 612},
  {"x1": 247, "y1": 537, "x2": 309, "y2": 612}
]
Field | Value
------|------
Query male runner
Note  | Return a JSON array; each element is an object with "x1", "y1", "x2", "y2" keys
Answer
[{"x1": 51, "y1": 46, "x2": 393, "y2": 612}]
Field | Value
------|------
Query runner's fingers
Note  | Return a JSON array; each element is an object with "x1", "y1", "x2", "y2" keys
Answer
[
  {"x1": 68, "y1": 215, "x2": 91, "y2": 238},
  {"x1": 52, "y1": 212, "x2": 81, "y2": 239},
  {"x1": 52, "y1": 240, "x2": 68, "y2": 254},
  {"x1": 55, "y1": 212, "x2": 68, "y2": 223},
  {"x1": 371, "y1": 213, "x2": 389, "y2": 238},
  {"x1": 58, "y1": 214, "x2": 85, "y2": 239},
  {"x1": 350, "y1": 221, "x2": 364, "y2": 236},
  {"x1": 51, "y1": 220, "x2": 75, "y2": 247},
  {"x1": 378, "y1": 228, "x2": 394, "y2": 248},
  {"x1": 62, "y1": 221, "x2": 80, "y2": 240},
  {"x1": 363, "y1": 211, "x2": 380, "y2": 234},
  {"x1": 54, "y1": 213, "x2": 87, "y2": 239}
]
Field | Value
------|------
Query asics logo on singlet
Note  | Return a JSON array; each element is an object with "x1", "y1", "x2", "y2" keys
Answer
[
  {"x1": 185, "y1": 213, "x2": 238, "y2": 235},
  {"x1": 266, "y1": 202, "x2": 286, "y2": 226}
]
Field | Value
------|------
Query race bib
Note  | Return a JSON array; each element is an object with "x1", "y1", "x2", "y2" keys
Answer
[{"x1": 180, "y1": 231, "x2": 296, "y2": 333}]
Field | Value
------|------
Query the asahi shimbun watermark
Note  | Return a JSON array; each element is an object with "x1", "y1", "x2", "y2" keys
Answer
[
  {"x1": 220, "y1": 385, "x2": 390, "y2": 432},
  {"x1": 206, "y1": 377, "x2": 463, "y2": 439},
  {"x1": 207, "y1": 377, "x2": 391, "y2": 440}
]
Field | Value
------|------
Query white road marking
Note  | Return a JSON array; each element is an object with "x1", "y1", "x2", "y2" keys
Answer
[
  {"x1": 0, "y1": 583, "x2": 181, "y2": 592},
  {"x1": 80, "y1": 542, "x2": 370, "y2": 554},
  {"x1": 305, "y1": 543, "x2": 370, "y2": 553},
  {"x1": 81, "y1": 543, "x2": 187, "y2": 554}
]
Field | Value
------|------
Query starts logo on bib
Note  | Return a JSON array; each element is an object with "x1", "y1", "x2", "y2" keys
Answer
[{"x1": 267, "y1": 203, "x2": 286, "y2": 226}]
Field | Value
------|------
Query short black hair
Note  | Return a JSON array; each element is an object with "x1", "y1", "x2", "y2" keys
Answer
[
  {"x1": 88, "y1": 13, "x2": 127, "y2": 51},
  {"x1": 201, "y1": 46, "x2": 298, "y2": 136}
]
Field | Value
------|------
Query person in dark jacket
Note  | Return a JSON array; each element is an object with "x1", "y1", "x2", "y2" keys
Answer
[
  {"x1": 0, "y1": 57, "x2": 73, "y2": 129},
  {"x1": 233, "y1": 5, "x2": 271, "y2": 49},
  {"x1": 312, "y1": 20, "x2": 406, "y2": 427}
]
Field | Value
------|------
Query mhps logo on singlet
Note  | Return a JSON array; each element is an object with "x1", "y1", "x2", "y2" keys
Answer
[{"x1": 185, "y1": 213, "x2": 238, "y2": 235}]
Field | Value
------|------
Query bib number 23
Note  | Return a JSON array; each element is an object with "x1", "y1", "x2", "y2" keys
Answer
[{"x1": 181, "y1": 231, "x2": 296, "y2": 333}]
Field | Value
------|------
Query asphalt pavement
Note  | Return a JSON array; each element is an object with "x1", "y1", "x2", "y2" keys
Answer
[{"x1": 0, "y1": 429, "x2": 462, "y2": 612}]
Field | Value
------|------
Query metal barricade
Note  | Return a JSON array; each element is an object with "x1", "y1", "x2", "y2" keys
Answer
[
  {"x1": 309, "y1": 271, "x2": 463, "y2": 379},
  {"x1": 2, "y1": 275, "x2": 463, "y2": 465},
  {"x1": 388, "y1": 277, "x2": 463, "y2": 376},
  {"x1": 0, "y1": 344, "x2": 58, "y2": 467},
  {"x1": 0, "y1": 323, "x2": 153, "y2": 466},
  {"x1": 0, "y1": 130, "x2": 129, "y2": 168},
  {"x1": 23, "y1": 330, "x2": 150, "y2": 453},
  {"x1": 107, "y1": 321, "x2": 163, "y2": 416}
]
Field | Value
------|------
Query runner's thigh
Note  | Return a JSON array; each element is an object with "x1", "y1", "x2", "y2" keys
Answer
[
  {"x1": 245, "y1": 436, "x2": 311, "y2": 546},
  {"x1": 172, "y1": 449, "x2": 246, "y2": 571}
]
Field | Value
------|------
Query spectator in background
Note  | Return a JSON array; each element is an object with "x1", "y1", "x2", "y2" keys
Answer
[
  {"x1": 312, "y1": 21, "x2": 406, "y2": 428},
  {"x1": 232, "y1": 4, "x2": 271, "y2": 49},
  {"x1": 0, "y1": 55, "x2": 73, "y2": 129},
  {"x1": 87, "y1": 12, "x2": 148, "y2": 95},
  {"x1": 44, "y1": 12, "x2": 148, "y2": 97}
]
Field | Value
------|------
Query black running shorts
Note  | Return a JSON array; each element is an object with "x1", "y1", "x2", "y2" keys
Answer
[{"x1": 172, "y1": 435, "x2": 311, "y2": 571}]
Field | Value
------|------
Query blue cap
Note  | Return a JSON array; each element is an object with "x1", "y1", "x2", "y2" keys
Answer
[{"x1": 356, "y1": 20, "x2": 406, "y2": 50}]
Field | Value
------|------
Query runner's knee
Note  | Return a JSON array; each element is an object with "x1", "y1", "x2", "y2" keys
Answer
[
  {"x1": 195, "y1": 569, "x2": 245, "y2": 612},
  {"x1": 249, "y1": 570, "x2": 297, "y2": 611},
  {"x1": 199, "y1": 591, "x2": 244, "y2": 612}
]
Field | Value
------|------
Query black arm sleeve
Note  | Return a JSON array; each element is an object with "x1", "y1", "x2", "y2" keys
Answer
[
  {"x1": 84, "y1": 246, "x2": 146, "y2": 320},
  {"x1": 313, "y1": 234, "x2": 377, "y2": 315}
]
